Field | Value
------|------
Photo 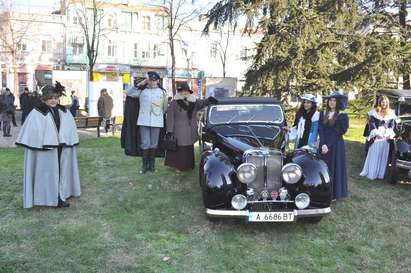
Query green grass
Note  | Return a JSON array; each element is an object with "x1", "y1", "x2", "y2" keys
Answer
[{"x1": 1, "y1": 119, "x2": 411, "y2": 273}]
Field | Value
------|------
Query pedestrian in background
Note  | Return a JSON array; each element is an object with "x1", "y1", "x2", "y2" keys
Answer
[
  {"x1": 165, "y1": 82, "x2": 217, "y2": 172},
  {"x1": 8, "y1": 88, "x2": 18, "y2": 127},
  {"x1": 97, "y1": 88, "x2": 114, "y2": 133},
  {"x1": 20, "y1": 87, "x2": 31, "y2": 124},
  {"x1": 70, "y1": 90, "x2": 80, "y2": 117},
  {"x1": 126, "y1": 71, "x2": 168, "y2": 173},
  {"x1": 318, "y1": 91, "x2": 349, "y2": 201},
  {"x1": 360, "y1": 95, "x2": 396, "y2": 180},
  {"x1": 0, "y1": 88, "x2": 15, "y2": 137},
  {"x1": 289, "y1": 94, "x2": 319, "y2": 149},
  {"x1": 16, "y1": 82, "x2": 81, "y2": 208}
]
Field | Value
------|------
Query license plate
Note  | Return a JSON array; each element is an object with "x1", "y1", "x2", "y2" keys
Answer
[{"x1": 248, "y1": 211, "x2": 294, "y2": 222}]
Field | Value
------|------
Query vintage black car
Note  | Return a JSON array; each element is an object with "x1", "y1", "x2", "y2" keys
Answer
[
  {"x1": 377, "y1": 89, "x2": 411, "y2": 184},
  {"x1": 199, "y1": 97, "x2": 332, "y2": 223}
]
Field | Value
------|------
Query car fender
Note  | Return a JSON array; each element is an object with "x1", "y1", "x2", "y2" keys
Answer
[
  {"x1": 291, "y1": 150, "x2": 332, "y2": 205},
  {"x1": 200, "y1": 149, "x2": 236, "y2": 208}
]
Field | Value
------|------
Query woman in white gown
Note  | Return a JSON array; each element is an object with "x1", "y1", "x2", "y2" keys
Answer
[{"x1": 360, "y1": 95, "x2": 396, "y2": 180}]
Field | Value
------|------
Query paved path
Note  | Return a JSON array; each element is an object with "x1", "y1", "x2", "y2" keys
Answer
[{"x1": 0, "y1": 111, "x2": 110, "y2": 148}]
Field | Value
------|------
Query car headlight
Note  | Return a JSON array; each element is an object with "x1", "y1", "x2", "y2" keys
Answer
[
  {"x1": 282, "y1": 163, "x2": 302, "y2": 184},
  {"x1": 237, "y1": 163, "x2": 257, "y2": 184},
  {"x1": 231, "y1": 194, "x2": 247, "y2": 210},
  {"x1": 295, "y1": 193, "x2": 310, "y2": 209}
]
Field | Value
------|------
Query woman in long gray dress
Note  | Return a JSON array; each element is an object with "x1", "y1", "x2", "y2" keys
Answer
[
  {"x1": 16, "y1": 82, "x2": 81, "y2": 208},
  {"x1": 165, "y1": 82, "x2": 217, "y2": 171}
]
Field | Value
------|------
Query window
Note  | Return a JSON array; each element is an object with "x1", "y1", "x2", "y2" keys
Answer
[
  {"x1": 153, "y1": 44, "x2": 161, "y2": 58},
  {"x1": 141, "y1": 44, "x2": 150, "y2": 59},
  {"x1": 42, "y1": 40, "x2": 52, "y2": 53},
  {"x1": 107, "y1": 15, "x2": 117, "y2": 28},
  {"x1": 210, "y1": 42, "x2": 218, "y2": 58},
  {"x1": 133, "y1": 43, "x2": 138, "y2": 58},
  {"x1": 155, "y1": 15, "x2": 164, "y2": 31},
  {"x1": 122, "y1": 11, "x2": 132, "y2": 29},
  {"x1": 142, "y1": 16, "x2": 151, "y2": 31},
  {"x1": 132, "y1": 12, "x2": 138, "y2": 30},
  {"x1": 107, "y1": 40, "x2": 116, "y2": 57},
  {"x1": 17, "y1": 42, "x2": 27, "y2": 52},
  {"x1": 73, "y1": 15, "x2": 82, "y2": 25},
  {"x1": 73, "y1": 44, "x2": 83, "y2": 55},
  {"x1": 240, "y1": 46, "x2": 248, "y2": 60}
]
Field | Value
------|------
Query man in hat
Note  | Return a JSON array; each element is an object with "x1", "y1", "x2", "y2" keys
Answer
[
  {"x1": 16, "y1": 82, "x2": 81, "y2": 208},
  {"x1": 123, "y1": 71, "x2": 168, "y2": 173}
]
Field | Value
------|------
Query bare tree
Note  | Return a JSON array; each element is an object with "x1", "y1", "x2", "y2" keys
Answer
[
  {"x1": 164, "y1": 0, "x2": 200, "y2": 95},
  {"x1": 72, "y1": 0, "x2": 106, "y2": 82},
  {"x1": 0, "y1": 9, "x2": 30, "y2": 97},
  {"x1": 215, "y1": 25, "x2": 232, "y2": 78}
]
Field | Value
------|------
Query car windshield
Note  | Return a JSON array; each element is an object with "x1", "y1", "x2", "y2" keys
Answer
[
  {"x1": 399, "y1": 101, "x2": 411, "y2": 116},
  {"x1": 208, "y1": 104, "x2": 284, "y2": 125}
]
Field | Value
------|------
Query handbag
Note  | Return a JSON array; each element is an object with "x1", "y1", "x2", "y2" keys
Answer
[{"x1": 162, "y1": 133, "x2": 177, "y2": 151}]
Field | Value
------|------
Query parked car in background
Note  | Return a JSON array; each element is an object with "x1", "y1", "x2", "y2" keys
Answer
[
  {"x1": 376, "y1": 89, "x2": 411, "y2": 184},
  {"x1": 198, "y1": 97, "x2": 332, "y2": 223}
]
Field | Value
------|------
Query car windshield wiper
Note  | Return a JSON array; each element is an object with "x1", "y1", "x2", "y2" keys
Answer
[
  {"x1": 240, "y1": 124, "x2": 264, "y2": 148},
  {"x1": 226, "y1": 112, "x2": 240, "y2": 124}
]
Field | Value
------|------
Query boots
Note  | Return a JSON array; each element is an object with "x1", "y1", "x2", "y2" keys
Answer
[
  {"x1": 6, "y1": 127, "x2": 11, "y2": 137},
  {"x1": 148, "y1": 149, "x2": 156, "y2": 172},
  {"x1": 140, "y1": 149, "x2": 150, "y2": 174}
]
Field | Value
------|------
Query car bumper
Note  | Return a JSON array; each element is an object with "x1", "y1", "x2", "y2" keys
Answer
[
  {"x1": 396, "y1": 159, "x2": 411, "y2": 170},
  {"x1": 206, "y1": 207, "x2": 331, "y2": 220}
]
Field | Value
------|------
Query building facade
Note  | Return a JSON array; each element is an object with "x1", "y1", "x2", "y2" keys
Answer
[{"x1": 0, "y1": 11, "x2": 65, "y2": 96}]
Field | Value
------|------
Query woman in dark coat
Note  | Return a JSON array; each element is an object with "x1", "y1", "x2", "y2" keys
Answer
[
  {"x1": 165, "y1": 83, "x2": 216, "y2": 171},
  {"x1": 318, "y1": 91, "x2": 349, "y2": 200}
]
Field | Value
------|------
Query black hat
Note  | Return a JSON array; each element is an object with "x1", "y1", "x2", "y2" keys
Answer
[
  {"x1": 177, "y1": 82, "x2": 193, "y2": 94},
  {"x1": 147, "y1": 71, "x2": 160, "y2": 81},
  {"x1": 41, "y1": 81, "x2": 66, "y2": 99}
]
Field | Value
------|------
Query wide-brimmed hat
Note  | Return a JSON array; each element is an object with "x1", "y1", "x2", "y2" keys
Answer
[
  {"x1": 147, "y1": 71, "x2": 160, "y2": 81},
  {"x1": 323, "y1": 90, "x2": 348, "y2": 110},
  {"x1": 177, "y1": 82, "x2": 193, "y2": 94},
  {"x1": 301, "y1": 93, "x2": 317, "y2": 104}
]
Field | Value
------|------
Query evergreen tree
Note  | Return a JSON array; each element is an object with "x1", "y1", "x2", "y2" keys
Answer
[{"x1": 204, "y1": 0, "x2": 410, "y2": 102}]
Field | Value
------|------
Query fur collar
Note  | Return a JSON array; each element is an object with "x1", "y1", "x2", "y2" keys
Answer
[
  {"x1": 34, "y1": 102, "x2": 67, "y2": 116},
  {"x1": 174, "y1": 93, "x2": 196, "y2": 103},
  {"x1": 368, "y1": 108, "x2": 396, "y2": 121}
]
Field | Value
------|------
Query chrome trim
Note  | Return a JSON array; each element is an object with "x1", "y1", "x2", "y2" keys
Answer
[
  {"x1": 247, "y1": 199, "x2": 294, "y2": 204},
  {"x1": 206, "y1": 207, "x2": 331, "y2": 219},
  {"x1": 396, "y1": 159, "x2": 411, "y2": 170}
]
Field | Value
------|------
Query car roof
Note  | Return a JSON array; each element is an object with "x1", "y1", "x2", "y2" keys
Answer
[
  {"x1": 378, "y1": 89, "x2": 411, "y2": 98},
  {"x1": 214, "y1": 96, "x2": 281, "y2": 104}
]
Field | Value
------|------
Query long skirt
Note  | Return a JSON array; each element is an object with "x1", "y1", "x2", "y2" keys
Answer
[
  {"x1": 360, "y1": 139, "x2": 390, "y2": 180},
  {"x1": 165, "y1": 145, "x2": 195, "y2": 171}
]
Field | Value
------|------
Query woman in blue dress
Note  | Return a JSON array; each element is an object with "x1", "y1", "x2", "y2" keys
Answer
[
  {"x1": 360, "y1": 95, "x2": 396, "y2": 180},
  {"x1": 318, "y1": 91, "x2": 349, "y2": 200}
]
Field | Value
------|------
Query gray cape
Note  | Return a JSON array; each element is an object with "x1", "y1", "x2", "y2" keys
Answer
[{"x1": 16, "y1": 105, "x2": 81, "y2": 208}]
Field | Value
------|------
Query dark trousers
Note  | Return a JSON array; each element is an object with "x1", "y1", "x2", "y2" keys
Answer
[
  {"x1": 2, "y1": 120, "x2": 11, "y2": 135},
  {"x1": 11, "y1": 112, "x2": 17, "y2": 126}
]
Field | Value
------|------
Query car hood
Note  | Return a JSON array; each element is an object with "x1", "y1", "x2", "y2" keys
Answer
[{"x1": 210, "y1": 124, "x2": 285, "y2": 154}]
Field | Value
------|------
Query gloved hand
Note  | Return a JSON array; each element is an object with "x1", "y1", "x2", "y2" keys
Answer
[{"x1": 206, "y1": 96, "x2": 218, "y2": 105}]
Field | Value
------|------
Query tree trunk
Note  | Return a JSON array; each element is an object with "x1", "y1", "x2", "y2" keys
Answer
[
  {"x1": 12, "y1": 53, "x2": 19, "y2": 104},
  {"x1": 169, "y1": 27, "x2": 176, "y2": 95},
  {"x1": 400, "y1": 0, "x2": 410, "y2": 89}
]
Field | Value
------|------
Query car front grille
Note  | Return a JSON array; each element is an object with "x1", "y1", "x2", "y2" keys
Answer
[
  {"x1": 248, "y1": 201, "x2": 294, "y2": 212},
  {"x1": 244, "y1": 149, "x2": 283, "y2": 192}
]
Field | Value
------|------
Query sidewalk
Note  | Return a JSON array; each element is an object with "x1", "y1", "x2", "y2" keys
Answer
[{"x1": 0, "y1": 111, "x2": 109, "y2": 148}]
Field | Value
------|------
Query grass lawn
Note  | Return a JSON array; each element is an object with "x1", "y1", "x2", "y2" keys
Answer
[{"x1": 1, "y1": 117, "x2": 411, "y2": 273}]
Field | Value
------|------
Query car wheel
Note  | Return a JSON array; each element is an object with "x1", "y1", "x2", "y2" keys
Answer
[{"x1": 299, "y1": 216, "x2": 322, "y2": 224}]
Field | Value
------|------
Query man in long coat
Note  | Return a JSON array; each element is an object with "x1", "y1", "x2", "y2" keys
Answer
[
  {"x1": 97, "y1": 88, "x2": 114, "y2": 133},
  {"x1": 16, "y1": 82, "x2": 81, "y2": 208}
]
